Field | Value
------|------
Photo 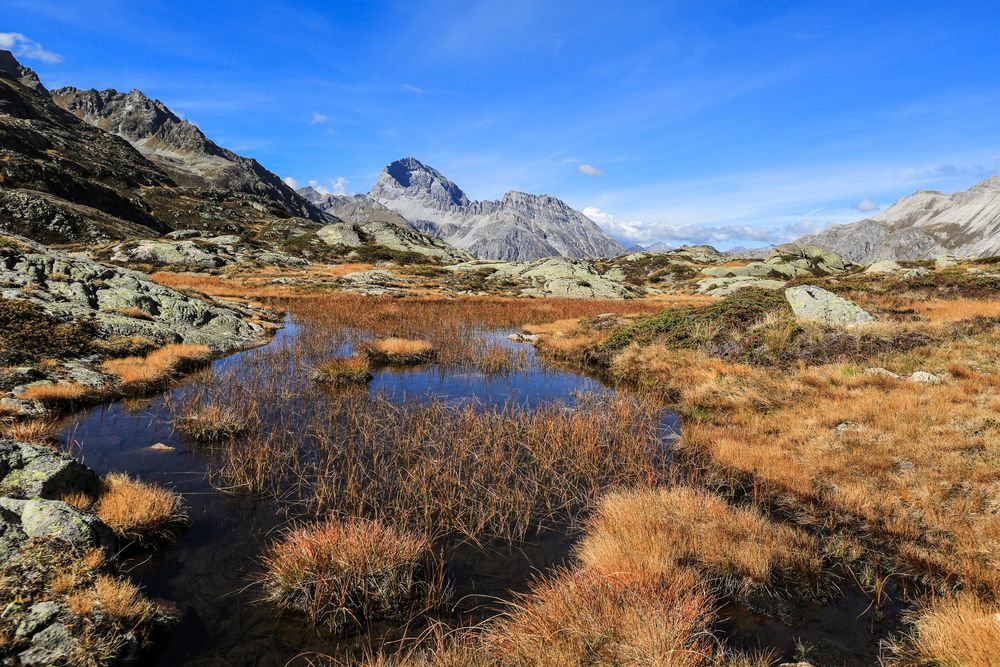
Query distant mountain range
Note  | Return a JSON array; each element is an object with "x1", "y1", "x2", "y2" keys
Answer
[
  {"x1": 797, "y1": 176, "x2": 1000, "y2": 262},
  {"x1": 367, "y1": 157, "x2": 626, "y2": 261}
]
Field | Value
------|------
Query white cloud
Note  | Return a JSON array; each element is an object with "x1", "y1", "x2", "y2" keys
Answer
[
  {"x1": 310, "y1": 111, "x2": 328, "y2": 124},
  {"x1": 306, "y1": 177, "x2": 350, "y2": 196},
  {"x1": 851, "y1": 197, "x2": 879, "y2": 213},
  {"x1": 401, "y1": 83, "x2": 423, "y2": 95},
  {"x1": 582, "y1": 206, "x2": 614, "y2": 225},
  {"x1": 283, "y1": 176, "x2": 300, "y2": 189},
  {"x1": 577, "y1": 164, "x2": 603, "y2": 177},
  {"x1": 783, "y1": 219, "x2": 829, "y2": 236},
  {"x1": 0, "y1": 33, "x2": 62, "y2": 64}
]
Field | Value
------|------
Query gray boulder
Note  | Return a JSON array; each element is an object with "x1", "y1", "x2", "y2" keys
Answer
[
  {"x1": 0, "y1": 233, "x2": 264, "y2": 351},
  {"x1": 109, "y1": 239, "x2": 234, "y2": 268},
  {"x1": 18, "y1": 622, "x2": 79, "y2": 666},
  {"x1": 697, "y1": 277, "x2": 786, "y2": 297},
  {"x1": 766, "y1": 244, "x2": 851, "y2": 275},
  {"x1": 16, "y1": 498, "x2": 115, "y2": 551},
  {"x1": 865, "y1": 259, "x2": 903, "y2": 274},
  {"x1": 0, "y1": 440, "x2": 101, "y2": 500},
  {"x1": 785, "y1": 285, "x2": 875, "y2": 326}
]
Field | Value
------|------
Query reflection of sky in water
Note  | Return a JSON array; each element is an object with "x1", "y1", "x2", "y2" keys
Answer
[{"x1": 56, "y1": 315, "x2": 677, "y2": 666}]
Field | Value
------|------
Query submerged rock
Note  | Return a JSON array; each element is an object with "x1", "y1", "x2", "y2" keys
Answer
[{"x1": 785, "y1": 285, "x2": 875, "y2": 327}]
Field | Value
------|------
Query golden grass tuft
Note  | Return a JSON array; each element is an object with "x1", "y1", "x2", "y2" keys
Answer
[
  {"x1": 91, "y1": 575, "x2": 157, "y2": 630},
  {"x1": 175, "y1": 401, "x2": 249, "y2": 441},
  {"x1": 364, "y1": 338, "x2": 437, "y2": 365},
  {"x1": 480, "y1": 568, "x2": 720, "y2": 666},
  {"x1": 100, "y1": 343, "x2": 211, "y2": 391},
  {"x1": 310, "y1": 356, "x2": 373, "y2": 384},
  {"x1": 105, "y1": 306, "x2": 154, "y2": 321},
  {"x1": 96, "y1": 473, "x2": 187, "y2": 544},
  {"x1": 576, "y1": 486, "x2": 824, "y2": 598},
  {"x1": 261, "y1": 518, "x2": 434, "y2": 632},
  {"x1": 0, "y1": 419, "x2": 60, "y2": 445},
  {"x1": 17, "y1": 382, "x2": 92, "y2": 405},
  {"x1": 888, "y1": 595, "x2": 1000, "y2": 667}
]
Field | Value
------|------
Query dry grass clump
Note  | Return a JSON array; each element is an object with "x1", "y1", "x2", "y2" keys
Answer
[
  {"x1": 887, "y1": 595, "x2": 1000, "y2": 666},
  {"x1": 363, "y1": 338, "x2": 437, "y2": 365},
  {"x1": 576, "y1": 486, "x2": 824, "y2": 599},
  {"x1": 68, "y1": 575, "x2": 157, "y2": 631},
  {"x1": 261, "y1": 518, "x2": 434, "y2": 633},
  {"x1": 311, "y1": 356, "x2": 373, "y2": 384},
  {"x1": 481, "y1": 568, "x2": 719, "y2": 666},
  {"x1": 17, "y1": 382, "x2": 93, "y2": 406},
  {"x1": 105, "y1": 306, "x2": 154, "y2": 321},
  {"x1": 100, "y1": 343, "x2": 211, "y2": 391},
  {"x1": 175, "y1": 401, "x2": 249, "y2": 441},
  {"x1": 0, "y1": 419, "x2": 60, "y2": 445},
  {"x1": 96, "y1": 473, "x2": 187, "y2": 544}
]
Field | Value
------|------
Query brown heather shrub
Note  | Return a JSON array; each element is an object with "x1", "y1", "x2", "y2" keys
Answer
[
  {"x1": 887, "y1": 595, "x2": 1000, "y2": 666},
  {"x1": 576, "y1": 486, "x2": 825, "y2": 599},
  {"x1": 262, "y1": 518, "x2": 435, "y2": 633},
  {"x1": 364, "y1": 338, "x2": 437, "y2": 365},
  {"x1": 96, "y1": 473, "x2": 187, "y2": 544}
]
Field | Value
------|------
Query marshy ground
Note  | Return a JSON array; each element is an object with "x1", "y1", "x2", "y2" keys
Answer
[{"x1": 7, "y1": 256, "x2": 1000, "y2": 666}]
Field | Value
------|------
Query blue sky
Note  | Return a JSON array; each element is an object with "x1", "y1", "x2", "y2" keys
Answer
[{"x1": 4, "y1": 0, "x2": 1000, "y2": 248}]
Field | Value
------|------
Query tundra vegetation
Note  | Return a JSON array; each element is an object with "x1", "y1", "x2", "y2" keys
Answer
[{"x1": 7, "y1": 247, "x2": 1000, "y2": 665}]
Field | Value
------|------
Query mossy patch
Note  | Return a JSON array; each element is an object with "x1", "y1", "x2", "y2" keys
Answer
[
  {"x1": 600, "y1": 288, "x2": 790, "y2": 351},
  {"x1": 0, "y1": 298, "x2": 95, "y2": 364}
]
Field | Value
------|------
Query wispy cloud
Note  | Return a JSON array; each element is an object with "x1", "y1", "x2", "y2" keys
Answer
[
  {"x1": 0, "y1": 32, "x2": 62, "y2": 63},
  {"x1": 577, "y1": 164, "x2": 603, "y2": 177},
  {"x1": 305, "y1": 177, "x2": 350, "y2": 196},
  {"x1": 283, "y1": 176, "x2": 300, "y2": 189},
  {"x1": 310, "y1": 111, "x2": 328, "y2": 124},
  {"x1": 851, "y1": 197, "x2": 879, "y2": 213},
  {"x1": 401, "y1": 83, "x2": 423, "y2": 96}
]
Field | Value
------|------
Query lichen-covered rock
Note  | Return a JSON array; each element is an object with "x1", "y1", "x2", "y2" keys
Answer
[
  {"x1": 864, "y1": 259, "x2": 903, "y2": 274},
  {"x1": 449, "y1": 257, "x2": 642, "y2": 299},
  {"x1": 16, "y1": 498, "x2": 115, "y2": 551},
  {"x1": 766, "y1": 244, "x2": 852, "y2": 276},
  {"x1": 109, "y1": 239, "x2": 232, "y2": 268},
  {"x1": 0, "y1": 233, "x2": 264, "y2": 351},
  {"x1": 0, "y1": 439, "x2": 101, "y2": 500},
  {"x1": 785, "y1": 285, "x2": 875, "y2": 326},
  {"x1": 14, "y1": 601, "x2": 61, "y2": 641},
  {"x1": 17, "y1": 622, "x2": 79, "y2": 666},
  {"x1": 697, "y1": 277, "x2": 786, "y2": 297}
]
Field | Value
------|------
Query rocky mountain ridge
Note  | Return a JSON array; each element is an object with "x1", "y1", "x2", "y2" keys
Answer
[
  {"x1": 368, "y1": 157, "x2": 626, "y2": 261},
  {"x1": 50, "y1": 86, "x2": 325, "y2": 222},
  {"x1": 797, "y1": 176, "x2": 1000, "y2": 262}
]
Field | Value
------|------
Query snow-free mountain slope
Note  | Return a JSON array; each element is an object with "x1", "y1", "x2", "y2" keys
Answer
[
  {"x1": 797, "y1": 176, "x2": 1000, "y2": 262},
  {"x1": 368, "y1": 157, "x2": 626, "y2": 262},
  {"x1": 51, "y1": 87, "x2": 325, "y2": 222}
]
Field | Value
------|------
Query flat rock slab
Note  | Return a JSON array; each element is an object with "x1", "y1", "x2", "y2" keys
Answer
[{"x1": 785, "y1": 285, "x2": 875, "y2": 327}]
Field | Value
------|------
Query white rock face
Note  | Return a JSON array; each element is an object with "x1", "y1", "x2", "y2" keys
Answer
[
  {"x1": 797, "y1": 176, "x2": 1000, "y2": 262},
  {"x1": 368, "y1": 158, "x2": 626, "y2": 262}
]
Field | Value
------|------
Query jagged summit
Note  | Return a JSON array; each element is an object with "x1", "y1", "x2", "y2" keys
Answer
[
  {"x1": 0, "y1": 50, "x2": 44, "y2": 93},
  {"x1": 368, "y1": 157, "x2": 625, "y2": 262},
  {"x1": 51, "y1": 86, "x2": 325, "y2": 222}
]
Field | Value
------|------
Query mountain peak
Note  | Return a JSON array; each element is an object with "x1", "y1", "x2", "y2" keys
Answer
[
  {"x1": 374, "y1": 157, "x2": 469, "y2": 209},
  {"x1": 368, "y1": 157, "x2": 625, "y2": 261},
  {"x1": 0, "y1": 50, "x2": 45, "y2": 93}
]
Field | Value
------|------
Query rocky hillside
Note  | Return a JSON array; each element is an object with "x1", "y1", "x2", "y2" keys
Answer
[
  {"x1": 797, "y1": 176, "x2": 1000, "y2": 262},
  {"x1": 51, "y1": 86, "x2": 325, "y2": 223},
  {"x1": 0, "y1": 50, "x2": 332, "y2": 247},
  {"x1": 368, "y1": 157, "x2": 626, "y2": 262}
]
